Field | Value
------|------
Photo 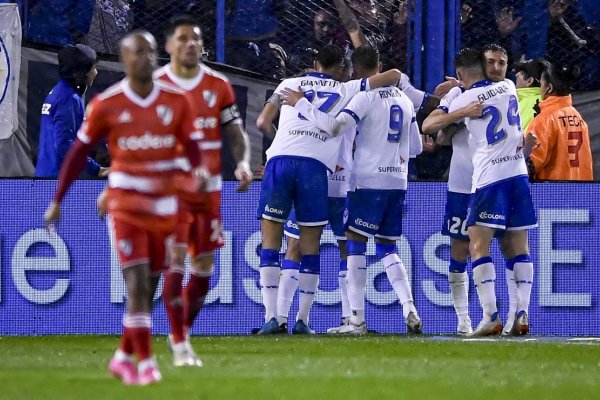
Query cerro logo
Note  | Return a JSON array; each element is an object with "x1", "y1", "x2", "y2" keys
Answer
[
  {"x1": 117, "y1": 132, "x2": 176, "y2": 151},
  {"x1": 264, "y1": 205, "x2": 284, "y2": 215},
  {"x1": 194, "y1": 117, "x2": 218, "y2": 129},
  {"x1": 118, "y1": 239, "x2": 132, "y2": 257},
  {"x1": 156, "y1": 104, "x2": 173, "y2": 126},
  {"x1": 203, "y1": 90, "x2": 217, "y2": 108},
  {"x1": 479, "y1": 211, "x2": 505, "y2": 220},
  {"x1": 355, "y1": 218, "x2": 378, "y2": 230},
  {"x1": 0, "y1": 34, "x2": 11, "y2": 108}
]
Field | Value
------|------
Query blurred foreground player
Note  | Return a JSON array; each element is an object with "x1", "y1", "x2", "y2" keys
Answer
[
  {"x1": 155, "y1": 15, "x2": 252, "y2": 366},
  {"x1": 44, "y1": 31, "x2": 206, "y2": 385}
]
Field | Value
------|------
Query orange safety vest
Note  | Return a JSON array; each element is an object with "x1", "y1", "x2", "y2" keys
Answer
[{"x1": 526, "y1": 95, "x2": 593, "y2": 181}]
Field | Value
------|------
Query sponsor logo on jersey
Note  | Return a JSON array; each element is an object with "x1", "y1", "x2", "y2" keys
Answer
[
  {"x1": 265, "y1": 205, "x2": 284, "y2": 215},
  {"x1": 355, "y1": 218, "x2": 378, "y2": 230},
  {"x1": 479, "y1": 211, "x2": 505, "y2": 220},
  {"x1": 194, "y1": 116, "x2": 218, "y2": 129},
  {"x1": 156, "y1": 105, "x2": 173, "y2": 126},
  {"x1": 203, "y1": 90, "x2": 217, "y2": 108},
  {"x1": 377, "y1": 166, "x2": 404, "y2": 173},
  {"x1": 118, "y1": 110, "x2": 132, "y2": 123},
  {"x1": 117, "y1": 132, "x2": 176, "y2": 151}
]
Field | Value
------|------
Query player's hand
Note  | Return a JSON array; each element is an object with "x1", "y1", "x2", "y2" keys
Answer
[
  {"x1": 234, "y1": 161, "x2": 252, "y2": 192},
  {"x1": 461, "y1": 101, "x2": 484, "y2": 118},
  {"x1": 44, "y1": 201, "x2": 61, "y2": 233},
  {"x1": 280, "y1": 87, "x2": 304, "y2": 107},
  {"x1": 523, "y1": 132, "x2": 538, "y2": 158},
  {"x1": 422, "y1": 135, "x2": 437, "y2": 153},
  {"x1": 192, "y1": 166, "x2": 210, "y2": 192},
  {"x1": 97, "y1": 188, "x2": 108, "y2": 219},
  {"x1": 98, "y1": 167, "x2": 110, "y2": 178},
  {"x1": 433, "y1": 77, "x2": 461, "y2": 97},
  {"x1": 254, "y1": 165, "x2": 266, "y2": 178}
]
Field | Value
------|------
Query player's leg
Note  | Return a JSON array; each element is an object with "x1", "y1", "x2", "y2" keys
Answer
[
  {"x1": 339, "y1": 229, "x2": 369, "y2": 334},
  {"x1": 442, "y1": 191, "x2": 473, "y2": 335},
  {"x1": 256, "y1": 159, "x2": 293, "y2": 333},
  {"x1": 292, "y1": 158, "x2": 329, "y2": 334},
  {"x1": 377, "y1": 189, "x2": 421, "y2": 334},
  {"x1": 499, "y1": 236, "x2": 519, "y2": 335},
  {"x1": 162, "y1": 209, "x2": 189, "y2": 351},
  {"x1": 277, "y1": 222, "x2": 300, "y2": 332},
  {"x1": 503, "y1": 176, "x2": 537, "y2": 335},
  {"x1": 326, "y1": 196, "x2": 351, "y2": 334}
]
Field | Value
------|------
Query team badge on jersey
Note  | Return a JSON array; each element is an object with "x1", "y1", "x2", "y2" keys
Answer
[
  {"x1": 118, "y1": 239, "x2": 133, "y2": 257},
  {"x1": 203, "y1": 90, "x2": 217, "y2": 108},
  {"x1": 156, "y1": 105, "x2": 173, "y2": 126}
]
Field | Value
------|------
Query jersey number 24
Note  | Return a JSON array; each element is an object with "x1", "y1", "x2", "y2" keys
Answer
[{"x1": 480, "y1": 95, "x2": 520, "y2": 145}]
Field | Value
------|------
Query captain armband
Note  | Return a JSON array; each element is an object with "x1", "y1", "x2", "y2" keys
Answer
[{"x1": 220, "y1": 104, "x2": 242, "y2": 125}]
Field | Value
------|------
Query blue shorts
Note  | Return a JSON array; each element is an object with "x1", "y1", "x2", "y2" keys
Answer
[
  {"x1": 344, "y1": 189, "x2": 406, "y2": 240},
  {"x1": 283, "y1": 208, "x2": 299, "y2": 239},
  {"x1": 328, "y1": 197, "x2": 346, "y2": 240},
  {"x1": 441, "y1": 191, "x2": 470, "y2": 240},
  {"x1": 257, "y1": 156, "x2": 329, "y2": 225},
  {"x1": 466, "y1": 175, "x2": 537, "y2": 231}
]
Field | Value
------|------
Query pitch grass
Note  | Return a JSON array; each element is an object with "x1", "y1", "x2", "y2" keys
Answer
[{"x1": 0, "y1": 335, "x2": 598, "y2": 400}]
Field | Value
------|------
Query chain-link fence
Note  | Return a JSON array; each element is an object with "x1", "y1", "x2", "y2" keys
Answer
[{"x1": 17, "y1": 0, "x2": 600, "y2": 88}]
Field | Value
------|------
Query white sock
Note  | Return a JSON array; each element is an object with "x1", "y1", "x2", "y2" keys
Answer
[
  {"x1": 472, "y1": 259, "x2": 497, "y2": 319},
  {"x1": 339, "y1": 269, "x2": 351, "y2": 320},
  {"x1": 346, "y1": 254, "x2": 367, "y2": 324},
  {"x1": 114, "y1": 348, "x2": 133, "y2": 361},
  {"x1": 382, "y1": 253, "x2": 416, "y2": 319},
  {"x1": 259, "y1": 266, "x2": 280, "y2": 322},
  {"x1": 296, "y1": 273, "x2": 319, "y2": 323},
  {"x1": 505, "y1": 268, "x2": 518, "y2": 324},
  {"x1": 449, "y1": 271, "x2": 469, "y2": 317},
  {"x1": 514, "y1": 261, "x2": 534, "y2": 314},
  {"x1": 277, "y1": 268, "x2": 299, "y2": 324}
]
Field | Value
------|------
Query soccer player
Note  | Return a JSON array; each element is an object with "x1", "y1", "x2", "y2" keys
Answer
[
  {"x1": 44, "y1": 31, "x2": 207, "y2": 385},
  {"x1": 254, "y1": 44, "x2": 402, "y2": 334},
  {"x1": 423, "y1": 45, "x2": 535, "y2": 336},
  {"x1": 281, "y1": 45, "x2": 424, "y2": 334},
  {"x1": 155, "y1": 15, "x2": 252, "y2": 364},
  {"x1": 446, "y1": 48, "x2": 537, "y2": 337}
]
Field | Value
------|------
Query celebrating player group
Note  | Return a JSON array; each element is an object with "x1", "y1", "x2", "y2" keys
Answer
[{"x1": 43, "y1": 14, "x2": 537, "y2": 385}]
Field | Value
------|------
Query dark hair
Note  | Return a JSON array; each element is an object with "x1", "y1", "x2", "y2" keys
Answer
[
  {"x1": 481, "y1": 43, "x2": 507, "y2": 57},
  {"x1": 58, "y1": 44, "x2": 97, "y2": 89},
  {"x1": 455, "y1": 47, "x2": 482, "y2": 70},
  {"x1": 514, "y1": 58, "x2": 549, "y2": 87},
  {"x1": 542, "y1": 64, "x2": 580, "y2": 96},
  {"x1": 351, "y1": 45, "x2": 379, "y2": 71},
  {"x1": 315, "y1": 44, "x2": 345, "y2": 69},
  {"x1": 164, "y1": 15, "x2": 202, "y2": 39}
]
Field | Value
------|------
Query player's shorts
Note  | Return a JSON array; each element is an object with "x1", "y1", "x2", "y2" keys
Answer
[
  {"x1": 328, "y1": 196, "x2": 346, "y2": 240},
  {"x1": 174, "y1": 192, "x2": 224, "y2": 258},
  {"x1": 110, "y1": 216, "x2": 171, "y2": 275},
  {"x1": 283, "y1": 208, "x2": 300, "y2": 239},
  {"x1": 328, "y1": 168, "x2": 350, "y2": 198},
  {"x1": 257, "y1": 156, "x2": 329, "y2": 226},
  {"x1": 441, "y1": 191, "x2": 471, "y2": 240},
  {"x1": 466, "y1": 175, "x2": 537, "y2": 231},
  {"x1": 344, "y1": 188, "x2": 406, "y2": 240}
]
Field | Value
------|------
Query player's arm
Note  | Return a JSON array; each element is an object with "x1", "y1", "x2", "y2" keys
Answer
[
  {"x1": 436, "y1": 124, "x2": 460, "y2": 146},
  {"x1": 422, "y1": 100, "x2": 483, "y2": 134},
  {"x1": 367, "y1": 69, "x2": 402, "y2": 90},
  {"x1": 333, "y1": 0, "x2": 365, "y2": 48},
  {"x1": 256, "y1": 92, "x2": 280, "y2": 139},
  {"x1": 221, "y1": 102, "x2": 252, "y2": 191},
  {"x1": 45, "y1": 100, "x2": 105, "y2": 229},
  {"x1": 409, "y1": 111, "x2": 423, "y2": 157}
]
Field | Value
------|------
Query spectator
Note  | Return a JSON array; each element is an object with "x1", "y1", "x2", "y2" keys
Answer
[
  {"x1": 81, "y1": 0, "x2": 133, "y2": 55},
  {"x1": 186, "y1": 0, "x2": 237, "y2": 61},
  {"x1": 514, "y1": 58, "x2": 546, "y2": 131},
  {"x1": 526, "y1": 64, "x2": 593, "y2": 181},
  {"x1": 26, "y1": 0, "x2": 95, "y2": 46},
  {"x1": 35, "y1": 44, "x2": 107, "y2": 178}
]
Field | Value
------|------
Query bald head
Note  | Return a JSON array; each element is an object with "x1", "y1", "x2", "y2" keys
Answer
[{"x1": 119, "y1": 31, "x2": 157, "y2": 83}]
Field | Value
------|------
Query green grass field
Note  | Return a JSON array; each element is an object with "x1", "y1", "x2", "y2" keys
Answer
[{"x1": 0, "y1": 335, "x2": 598, "y2": 400}]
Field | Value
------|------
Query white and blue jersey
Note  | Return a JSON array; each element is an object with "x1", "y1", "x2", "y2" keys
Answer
[
  {"x1": 296, "y1": 86, "x2": 422, "y2": 239},
  {"x1": 437, "y1": 86, "x2": 472, "y2": 240},
  {"x1": 258, "y1": 72, "x2": 369, "y2": 226},
  {"x1": 449, "y1": 79, "x2": 536, "y2": 230}
]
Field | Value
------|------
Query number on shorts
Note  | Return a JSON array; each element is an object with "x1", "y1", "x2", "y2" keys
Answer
[{"x1": 448, "y1": 217, "x2": 468, "y2": 236}]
